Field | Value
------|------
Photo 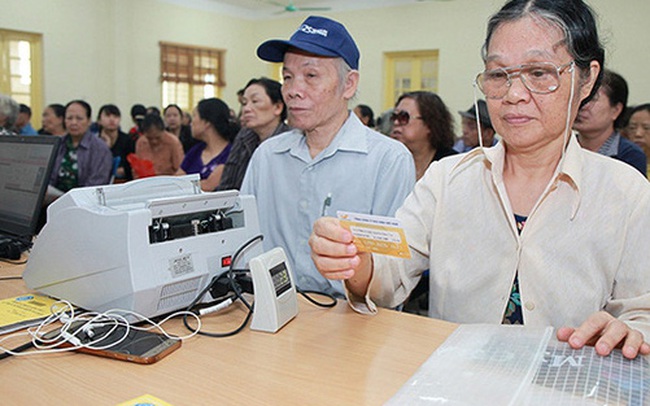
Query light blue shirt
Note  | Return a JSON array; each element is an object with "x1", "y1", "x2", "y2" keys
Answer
[
  {"x1": 241, "y1": 113, "x2": 415, "y2": 297},
  {"x1": 453, "y1": 137, "x2": 498, "y2": 153},
  {"x1": 19, "y1": 122, "x2": 38, "y2": 135}
]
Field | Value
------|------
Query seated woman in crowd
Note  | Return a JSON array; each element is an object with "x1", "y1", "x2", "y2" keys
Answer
[
  {"x1": 218, "y1": 77, "x2": 289, "y2": 191},
  {"x1": 97, "y1": 104, "x2": 133, "y2": 181},
  {"x1": 353, "y1": 104, "x2": 375, "y2": 128},
  {"x1": 133, "y1": 113, "x2": 184, "y2": 177},
  {"x1": 391, "y1": 91, "x2": 457, "y2": 181},
  {"x1": 177, "y1": 98, "x2": 238, "y2": 191},
  {"x1": 164, "y1": 104, "x2": 197, "y2": 153},
  {"x1": 38, "y1": 104, "x2": 66, "y2": 136},
  {"x1": 128, "y1": 104, "x2": 146, "y2": 140},
  {"x1": 49, "y1": 100, "x2": 113, "y2": 193},
  {"x1": 182, "y1": 111, "x2": 192, "y2": 126},
  {"x1": 627, "y1": 103, "x2": 650, "y2": 177}
]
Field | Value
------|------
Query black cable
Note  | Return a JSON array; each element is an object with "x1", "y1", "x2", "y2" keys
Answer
[
  {"x1": 12, "y1": 235, "x2": 33, "y2": 247},
  {"x1": 0, "y1": 341, "x2": 35, "y2": 361},
  {"x1": 0, "y1": 276, "x2": 23, "y2": 281},
  {"x1": 184, "y1": 304, "x2": 253, "y2": 338},
  {"x1": 229, "y1": 268, "x2": 251, "y2": 274},
  {"x1": 182, "y1": 234, "x2": 263, "y2": 337},
  {"x1": 296, "y1": 287, "x2": 338, "y2": 308}
]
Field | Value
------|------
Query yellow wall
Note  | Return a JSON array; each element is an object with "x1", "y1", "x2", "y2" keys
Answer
[
  {"x1": 0, "y1": 0, "x2": 648, "y2": 123},
  {"x1": 0, "y1": 0, "x2": 116, "y2": 112}
]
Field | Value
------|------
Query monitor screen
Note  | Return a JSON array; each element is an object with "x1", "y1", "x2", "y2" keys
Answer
[{"x1": 0, "y1": 135, "x2": 60, "y2": 237}]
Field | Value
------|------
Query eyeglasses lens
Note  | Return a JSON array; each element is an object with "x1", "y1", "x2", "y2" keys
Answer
[
  {"x1": 477, "y1": 63, "x2": 563, "y2": 99},
  {"x1": 391, "y1": 111, "x2": 410, "y2": 125}
]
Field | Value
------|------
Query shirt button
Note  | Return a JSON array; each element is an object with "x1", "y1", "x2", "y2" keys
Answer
[
  {"x1": 525, "y1": 301, "x2": 535, "y2": 311},
  {"x1": 300, "y1": 200, "x2": 308, "y2": 209}
]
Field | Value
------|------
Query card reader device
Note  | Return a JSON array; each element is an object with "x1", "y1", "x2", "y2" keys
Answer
[{"x1": 249, "y1": 247, "x2": 298, "y2": 333}]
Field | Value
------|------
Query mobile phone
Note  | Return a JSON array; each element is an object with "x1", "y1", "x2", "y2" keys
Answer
[{"x1": 43, "y1": 322, "x2": 182, "y2": 364}]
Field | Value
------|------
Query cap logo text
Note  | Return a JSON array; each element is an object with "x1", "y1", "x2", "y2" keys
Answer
[{"x1": 299, "y1": 24, "x2": 328, "y2": 37}]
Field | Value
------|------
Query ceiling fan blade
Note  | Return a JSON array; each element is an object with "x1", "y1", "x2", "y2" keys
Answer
[
  {"x1": 296, "y1": 7, "x2": 332, "y2": 11},
  {"x1": 265, "y1": 0, "x2": 332, "y2": 14}
]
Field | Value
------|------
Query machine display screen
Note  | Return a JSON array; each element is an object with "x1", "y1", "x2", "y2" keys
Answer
[{"x1": 269, "y1": 262, "x2": 292, "y2": 297}]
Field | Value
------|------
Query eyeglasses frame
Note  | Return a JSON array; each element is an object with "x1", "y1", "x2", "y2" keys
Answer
[{"x1": 475, "y1": 60, "x2": 575, "y2": 99}]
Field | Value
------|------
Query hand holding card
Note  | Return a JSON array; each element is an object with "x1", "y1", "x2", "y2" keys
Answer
[{"x1": 337, "y1": 211, "x2": 411, "y2": 258}]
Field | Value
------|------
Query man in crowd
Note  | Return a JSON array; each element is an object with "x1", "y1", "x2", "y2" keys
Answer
[
  {"x1": 574, "y1": 69, "x2": 646, "y2": 176},
  {"x1": 16, "y1": 104, "x2": 38, "y2": 135},
  {"x1": 453, "y1": 100, "x2": 497, "y2": 153}
]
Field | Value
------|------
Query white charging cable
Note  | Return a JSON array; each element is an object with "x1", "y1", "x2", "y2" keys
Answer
[
  {"x1": 0, "y1": 300, "x2": 202, "y2": 357},
  {"x1": 198, "y1": 298, "x2": 234, "y2": 316}
]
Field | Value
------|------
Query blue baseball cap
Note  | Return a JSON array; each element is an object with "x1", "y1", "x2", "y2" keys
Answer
[{"x1": 256, "y1": 16, "x2": 360, "y2": 70}]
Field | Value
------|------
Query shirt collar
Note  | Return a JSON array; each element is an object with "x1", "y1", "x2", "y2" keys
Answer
[
  {"x1": 450, "y1": 133, "x2": 584, "y2": 218},
  {"x1": 270, "y1": 112, "x2": 369, "y2": 160},
  {"x1": 69, "y1": 130, "x2": 94, "y2": 150}
]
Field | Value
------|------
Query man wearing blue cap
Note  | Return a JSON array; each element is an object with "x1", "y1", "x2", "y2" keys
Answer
[{"x1": 242, "y1": 16, "x2": 415, "y2": 298}]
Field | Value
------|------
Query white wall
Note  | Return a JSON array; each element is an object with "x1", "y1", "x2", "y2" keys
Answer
[
  {"x1": 588, "y1": 0, "x2": 650, "y2": 104},
  {"x1": 262, "y1": 1, "x2": 504, "y2": 117},
  {"x1": 112, "y1": 0, "x2": 260, "y2": 110},
  {"x1": 0, "y1": 0, "x2": 258, "y2": 116},
  {"x1": 0, "y1": 0, "x2": 117, "y2": 110},
  {"x1": 251, "y1": 0, "x2": 650, "y2": 119},
  {"x1": 1, "y1": 0, "x2": 648, "y2": 124}
]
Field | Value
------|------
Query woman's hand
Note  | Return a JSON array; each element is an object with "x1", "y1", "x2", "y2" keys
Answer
[
  {"x1": 309, "y1": 217, "x2": 372, "y2": 297},
  {"x1": 557, "y1": 311, "x2": 650, "y2": 359}
]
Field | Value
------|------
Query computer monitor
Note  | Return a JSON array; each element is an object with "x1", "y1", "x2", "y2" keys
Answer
[{"x1": 0, "y1": 135, "x2": 60, "y2": 239}]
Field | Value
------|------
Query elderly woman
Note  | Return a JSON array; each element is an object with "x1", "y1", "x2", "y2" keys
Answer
[
  {"x1": 50, "y1": 100, "x2": 113, "y2": 192},
  {"x1": 310, "y1": 0, "x2": 650, "y2": 359},
  {"x1": 217, "y1": 77, "x2": 290, "y2": 191},
  {"x1": 134, "y1": 113, "x2": 184, "y2": 178},
  {"x1": 390, "y1": 91, "x2": 456, "y2": 313},
  {"x1": 39, "y1": 104, "x2": 66, "y2": 136},
  {"x1": 0, "y1": 94, "x2": 19, "y2": 135},
  {"x1": 391, "y1": 91, "x2": 456, "y2": 180}
]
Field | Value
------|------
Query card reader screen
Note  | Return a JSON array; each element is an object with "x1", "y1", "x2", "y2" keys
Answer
[{"x1": 269, "y1": 262, "x2": 291, "y2": 297}]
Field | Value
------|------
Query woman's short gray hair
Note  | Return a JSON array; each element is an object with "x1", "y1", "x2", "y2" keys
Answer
[
  {"x1": 0, "y1": 94, "x2": 19, "y2": 130},
  {"x1": 481, "y1": 0, "x2": 605, "y2": 107}
]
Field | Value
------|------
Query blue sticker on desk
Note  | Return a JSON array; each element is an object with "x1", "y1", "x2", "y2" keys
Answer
[{"x1": 15, "y1": 295, "x2": 35, "y2": 301}]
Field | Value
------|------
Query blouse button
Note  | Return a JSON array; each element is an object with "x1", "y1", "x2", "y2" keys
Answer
[{"x1": 524, "y1": 301, "x2": 535, "y2": 311}]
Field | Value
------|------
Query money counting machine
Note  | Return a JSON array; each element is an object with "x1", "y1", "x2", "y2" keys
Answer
[{"x1": 23, "y1": 175, "x2": 262, "y2": 320}]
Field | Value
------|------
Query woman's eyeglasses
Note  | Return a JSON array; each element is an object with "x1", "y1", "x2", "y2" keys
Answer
[
  {"x1": 475, "y1": 61, "x2": 574, "y2": 99},
  {"x1": 390, "y1": 110, "x2": 422, "y2": 126}
]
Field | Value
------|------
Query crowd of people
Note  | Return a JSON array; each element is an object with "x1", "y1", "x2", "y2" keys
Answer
[
  {"x1": 0, "y1": 75, "x2": 296, "y2": 195},
  {"x1": 0, "y1": 0, "x2": 649, "y2": 360},
  {"x1": 0, "y1": 67, "x2": 646, "y2": 197}
]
